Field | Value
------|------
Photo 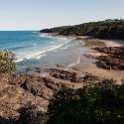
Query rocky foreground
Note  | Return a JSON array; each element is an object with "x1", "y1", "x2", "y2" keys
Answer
[
  {"x1": 0, "y1": 68, "x2": 112, "y2": 123},
  {"x1": 1, "y1": 45, "x2": 124, "y2": 123}
]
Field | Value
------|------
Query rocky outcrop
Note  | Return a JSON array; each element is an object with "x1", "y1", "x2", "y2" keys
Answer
[
  {"x1": 0, "y1": 68, "x2": 113, "y2": 122},
  {"x1": 80, "y1": 73, "x2": 103, "y2": 85},
  {"x1": 47, "y1": 68, "x2": 78, "y2": 82},
  {"x1": 0, "y1": 69, "x2": 79, "y2": 121},
  {"x1": 0, "y1": 73, "x2": 62, "y2": 121},
  {"x1": 95, "y1": 47, "x2": 124, "y2": 70},
  {"x1": 20, "y1": 76, "x2": 62, "y2": 100}
]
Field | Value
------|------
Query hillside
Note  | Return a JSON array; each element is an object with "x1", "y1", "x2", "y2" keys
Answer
[{"x1": 40, "y1": 19, "x2": 124, "y2": 40}]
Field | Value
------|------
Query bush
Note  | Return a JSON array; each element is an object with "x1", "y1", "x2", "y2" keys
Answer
[
  {"x1": 47, "y1": 79, "x2": 124, "y2": 124},
  {"x1": 0, "y1": 50, "x2": 16, "y2": 74},
  {"x1": 16, "y1": 103, "x2": 48, "y2": 124}
]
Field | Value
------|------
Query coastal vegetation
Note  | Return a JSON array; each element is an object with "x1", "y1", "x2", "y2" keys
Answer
[
  {"x1": 15, "y1": 78, "x2": 124, "y2": 124},
  {"x1": 40, "y1": 19, "x2": 124, "y2": 40},
  {"x1": 0, "y1": 50, "x2": 16, "y2": 74},
  {"x1": 0, "y1": 50, "x2": 16, "y2": 83},
  {"x1": 47, "y1": 79, "x2": 124, "y2": 124}
]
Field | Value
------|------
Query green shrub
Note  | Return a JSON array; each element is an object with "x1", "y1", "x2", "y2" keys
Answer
[
  {"x1": 47, "y1": 80, "x2": 124, "y2": 124},
  {"x1": 0, "y1": 50, "x2": 16, "y2": 74}
]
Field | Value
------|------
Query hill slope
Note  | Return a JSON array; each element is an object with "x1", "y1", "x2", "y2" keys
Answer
[{"x1": 40, "y1": 19, "x2": 124, "y2": 40}]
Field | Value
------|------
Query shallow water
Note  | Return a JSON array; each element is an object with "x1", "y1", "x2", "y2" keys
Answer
[{"x1": 0, "y1": 31, "x2": 88, "y2": 71}]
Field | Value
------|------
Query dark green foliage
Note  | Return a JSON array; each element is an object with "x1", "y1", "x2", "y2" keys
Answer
[
  {"x1": 16, "y1": 104, "x2": 38, "y2": 124},
  {"x1": 16, "y1": 104, "x2": 49, "y2": 124},
  {"x1": 40, "y1": 26, "x2": 71, "y2": 34},
  {"x1": 47, "y1": 79, "x2": 124, "y2": 124},
  {"x1": 0, "y1": 117, "x2": 11, "y2": 124},
  {"x1": 40, "y1": 19, "x2": 124, "y2": 40}
]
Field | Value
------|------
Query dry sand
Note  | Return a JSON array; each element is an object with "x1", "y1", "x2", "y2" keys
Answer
[{"x1": 71, "y1": 36, "x2": 124, "y2": 84}]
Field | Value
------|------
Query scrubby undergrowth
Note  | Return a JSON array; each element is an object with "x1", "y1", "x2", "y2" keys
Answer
[
  {"x1": 47, "y1": 79, "x2": 124, "y2": 124},
  {"x1": 0, "y1": 50, "x2": 16, "y2": 82}
]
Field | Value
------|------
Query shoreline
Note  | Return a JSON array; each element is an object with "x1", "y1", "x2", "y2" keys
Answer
[
  {"x1": 40, "y1": 33, "x2": 124, "y2": 83},
  {"x1": 18, "y1": 32, "x2": 124, "y2": 85}
]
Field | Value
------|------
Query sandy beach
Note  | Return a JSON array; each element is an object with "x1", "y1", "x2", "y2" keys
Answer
[{"x1": 71, "y1": 36, "x2": 124, "y2": 83}]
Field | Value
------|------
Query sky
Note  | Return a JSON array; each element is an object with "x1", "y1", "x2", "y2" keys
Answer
[{"x1": 0, "y1": 0, "x2": 124, "y2": 30}]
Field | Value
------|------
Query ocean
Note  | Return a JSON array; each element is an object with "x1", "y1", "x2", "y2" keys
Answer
[{"x1": 0, "y1": 31, "x2": 85, "y2": 71}]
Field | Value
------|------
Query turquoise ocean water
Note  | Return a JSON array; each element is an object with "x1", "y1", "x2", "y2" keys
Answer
[{"x1": 0, "y1": 31, "x2": 83, "y2": 71}]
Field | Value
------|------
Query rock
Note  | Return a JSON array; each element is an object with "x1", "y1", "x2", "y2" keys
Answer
[
  {"x1": 80, "y1": 73, "x2": 102, "y2": 85},
  {"x1": 95, "y1": 47, "x2": 124, "y2": 70},
  {"x1": 21, "y1": 79, "x2": 51, "y2": 100},
  {"x1": 56, "y1": 64, "x2": 64, "y2": 68},
  {"x1": 35, "y1": 67, "x2": 41, "y2": 73},
  {"x1": 47, "y1": 69, "x2": 78, "y2": 82},
  {"x1": 42, "y1": 78, "x2": 61, "y2": 91},
  {"x1": 19, "y1": 74, "x2": 63, "y2": 100},
  {"x1": 25, "y1": 67, "x2": 32, "y2": 72}
]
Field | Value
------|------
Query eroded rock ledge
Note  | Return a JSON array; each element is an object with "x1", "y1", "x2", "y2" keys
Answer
[
  {"x1": 95, "y1": 47, "x2": 124, "y2": 70},
  {"x1": 0, "y1": 68, "x2": 117, "y2": 123}
]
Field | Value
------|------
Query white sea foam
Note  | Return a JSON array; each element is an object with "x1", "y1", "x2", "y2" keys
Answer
[
  {"x1": 66, "y1": 56, "x2": 81, "y2": 70},
  {"x1": 40, "y1": 33, "x2": 74, "y2": 42},
  {"x1": 15, "y1": 58, "x2": 24, "y2": 63},
  {"x1": 16, "y1": 34, "x2": 76, "y2": 63},
  {"x1": 35, "y1": 54, "x2": 47, "y2": 59},
  {"x1": 16, "y1": 44, "x2": 64, "y2": 63},
  {"x1": 40, "y1": 33, "x2": 53, "y2": 38},
  {"x1": 61, "y1": 45, "x2": 70, "y2": 50}
]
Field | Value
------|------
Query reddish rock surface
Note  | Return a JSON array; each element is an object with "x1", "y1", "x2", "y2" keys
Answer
[
  {"x1": 95, "y1": 47, "x2": 124, "y2": 70},
  {"x1": 47, "y1": 68, "x2": 78, "y2": 82}
]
